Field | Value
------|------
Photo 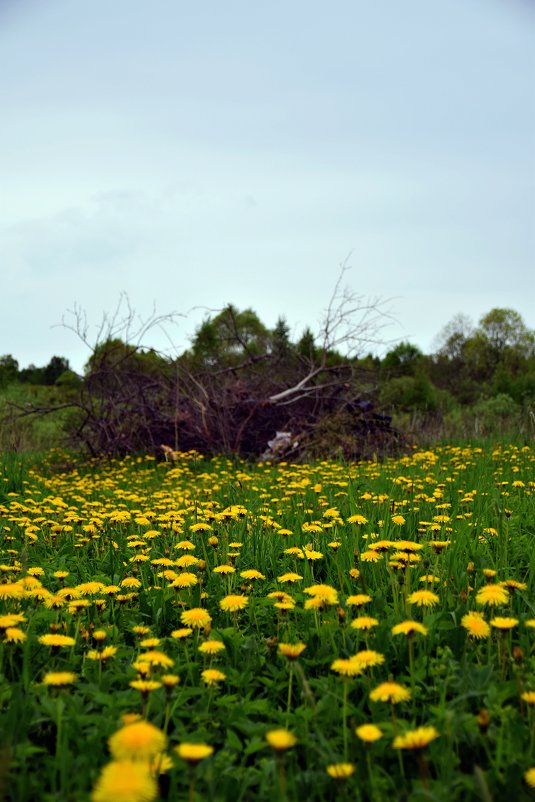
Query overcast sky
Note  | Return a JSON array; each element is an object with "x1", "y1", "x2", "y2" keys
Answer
[{"x1": 1, "y1": 0, "x2": 534, "y2": 373}]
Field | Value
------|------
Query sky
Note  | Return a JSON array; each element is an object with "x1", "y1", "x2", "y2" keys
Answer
[{"x1": 1, "y1": 0, "x2": 534, "y2": 373}]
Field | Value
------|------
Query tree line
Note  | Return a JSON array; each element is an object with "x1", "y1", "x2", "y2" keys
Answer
[{"x1": 1, "y1": 301, "x2": 534, "y2": 458}]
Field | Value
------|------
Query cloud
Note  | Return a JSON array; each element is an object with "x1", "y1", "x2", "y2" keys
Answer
[{"x1": 1, "y1": 191, "x2": 164, "y2": 278}]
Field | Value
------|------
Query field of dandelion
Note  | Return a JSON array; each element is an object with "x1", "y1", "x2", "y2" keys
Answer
[{"x1": 0, "y1": 444, "x2": 534, "y2": 801}]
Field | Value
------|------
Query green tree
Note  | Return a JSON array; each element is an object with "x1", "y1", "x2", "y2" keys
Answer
[
  {"x1": 270, "y1": 317, "x2": 292, "y2": 359},
  {"x1": 296, "y1": 327, "x2": 317, "y2": 362},
  {"x1": 43, "y1": 356, "x2": 71, "y2": 386},
  {"x1": 478, "y1": 308, "x2": 534, "y2": 353},
  {"x1": 382, "y1": 342, "x2": 423, "y2": 375},
  {"x1": 189, "y1": 305, "x2": 270, "y2": 368},
  {"x1": 19, "y1": 364, "x2": 46, "y2": 385},
  {"x1": 0, "y1": 355, "x2": 19, "y2": 388}
]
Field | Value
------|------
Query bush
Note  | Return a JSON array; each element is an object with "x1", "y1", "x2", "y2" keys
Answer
[{"x1": 379, "y1": 375, "x2": 438, "y2": 412}]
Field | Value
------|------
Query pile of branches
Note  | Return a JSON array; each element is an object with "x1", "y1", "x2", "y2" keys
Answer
[
  {"x1": 74, "y1": 348, "x2": 402, "y2": 460},
  {"x1": 10, "y1": 268, "x2": 405, "y2": 461}
]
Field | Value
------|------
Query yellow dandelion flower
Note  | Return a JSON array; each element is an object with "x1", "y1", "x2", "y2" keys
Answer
[
  {"x1": 304, "y1": 596, "x2": 329, "y2": 611},
  {"x1": 161, "y1": 674, "x2": 180, "y2": 689},
  {"x1": 140, "y1": 637, "x2": 160, "y2": 649},
  {"x1": 370, "y1": 682, "x2": 411, "y2": 704},
  {"x1": 304, "y1": 584, "x2": 339, "y2": 604},
  {"x1": 521, "y1": 691, "x2": 535, "y2": 705},
  {"x1": 171, "y1": 627, "x2": 193, "y2": 639},
  {"x1": 240, "y1": 569, "x2": 265, "y2": 580},
  {"x1": 346, "y1": 594, "x2": 372, "y2": 607},
  {"x1": 408, "y1": 590, "x2": 439, "y2": 607},
  {"x1": 275, "y1": 600, "x2": 295, "y2": 611},
  {"x1": 355, "y1": 723, "x2": 383, "y2": 742},
  {"x1": 303, "y1": 549, "x2": 323, "y2": 561},
  {"x1": 277, "y1": 572, "x2": 303, "y2": 583},
  {"x1": 352, "y1": 649, "x2": 385, "y2": 669},
  {"x1": 120, "y1": 577, "x2": 142, "y2": 589},
  {"x1": 175, "y1": 742, "x2": 214, "y2": 764},
  {"x1": 429, "y1": 541, "x2": 450, "y2": 553},
  {"x1": 347, "y1": 514, "x2": 368, "y2": 524},
  {"x1": 169, "y1": 573, "x2": 198, "y2": 588},
  {"x1": 278, "y1": 642, "x2": 307, "y2": 660},
  {"x1": 350, "y1": 616, "x2": 379, "y2": 631},
  {"x1": 461, "y1": 612, "x2": 491, "y2": 639},
  {"x1": 87, "y1": 646, "x2": 118, "y2": 662},
  {"x1": 525, "y1": 768, "x2": 535, "y2": 788},
  {"x1": 419, "y1": 574, "x2": 441, "y2": 584},
  {"x1": 393, "y1": 725, "x2": 439, "y2": 750},
  {"x1": 91, "y1": 760, "x2": 157, "y2": 802},
  {"x1": 490, "y1": 616, "x2": 518, "y2": 630},
  {"x1": 129, "y1": 680, "x2": 162, "y2": 694},
  {"x1": 326, "y1": 763, "x2": 355, "y2": 779},
  {"x1": 175, "y1": 555, "x2": 200, "y2": 568},
  {"x1": 42, "y1": 672, "x2": 77, "y2": 687},
  {"x1": 39, "y1": 634, "x2": 75, "y2": 648},
  {"x1": 132, "y1": 626, "x2": 151, "y2": 636},
  {"x1": 265, "y1": 728, "x2": 297, "y2": 751},
  {"x1": 0, "y1": 613, "x2": 26, "y2": 628},
  {"x1": 176, "y1": 540, "x2": 196, "y2": 551},
  {"x1": 476, "y1": 584, "x2": 509, "y2": 607},
  {"x1": 4, "y1": 627, "x2": 26, "y2": 643},
  {"x1": 284, "y1": 547, "x2": 304, "y2": 558},
  {"x1": 500, "y1": 579, "x2": 527, "y2": 591},
  {"x1": 201, "y1": 669, "x2": 226, "y2": 686},
  {"x1": 180, "y1": 608, "x2": 212, "y2": 628},
  {"x1": 198, "y1": 640, "x2": 226, "y2": 655},
  {"x1": 360, "y1": 550, "x2": 382, "y2": 563},
  {"x1": 140, "y1": 650, "x2": 173, "y2": 668},
  {"x1": 331, "y1": 658, "x2": 363, "y2": 677},
  {"x1": 219, "y1": 594, "x2": 248, "y2": 612},
  {"x1": 391, "y1": 620, "x2": 428, "y2": 637},
  {"x1": 109, "y1": 720, "x2": 167, "y2": 762}
]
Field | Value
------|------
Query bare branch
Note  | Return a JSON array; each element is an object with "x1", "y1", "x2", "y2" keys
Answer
[{"x1": 318, "y1": 257, "x2": 397, "y2": 357}]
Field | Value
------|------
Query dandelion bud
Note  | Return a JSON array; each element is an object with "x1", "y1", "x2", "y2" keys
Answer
[
  {"x1": 512, "y1": 646, "x2": 524, "y2": 664},
  {"x1": 477, "y1": 709, "x2": 491, "y2": 734}
]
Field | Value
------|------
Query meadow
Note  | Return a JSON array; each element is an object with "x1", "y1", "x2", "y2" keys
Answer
[{"x1": 0, "y1": 444, "x2": 534, "y2": 801}]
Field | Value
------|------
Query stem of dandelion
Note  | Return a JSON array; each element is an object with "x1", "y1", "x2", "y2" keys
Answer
[
  {"x1": 164, "y1": 700, "x2": 171, "y2": 734},
  {"x1": 54, "y1": 695, "x2": 65, "y2": 794},
  {"x1": 342, "y1": 680, "x2": 349, "y2": 761},
  {"x1": 388, "y1": 567, "x2": 400, "y2": 618},
  {"x1": 188, "y1": 770, "x2": 196, "y2": 802},
  {"x1": 366, "y1": 749, "x2": 379, "y2": 802},
  {"x1": 408, "y1": 637, "x2": 416, "y2": 712},
  {"x1": 313, "y1": 611, "x2": 320, "y2": 637},
  {"x1": 286, "y1": 665, "x2": 293, "y2": 724},
  {"x1": 417, "y1": 753, "x2": 429, "y2": 789},
  {"x1": 277, "y1": 756, "x2": 287, "y2": 801},
  {"x1": 397, "y1": 749, "x2": 405, "y2": 783}
]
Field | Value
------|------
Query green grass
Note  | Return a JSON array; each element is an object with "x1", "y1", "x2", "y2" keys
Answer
[{"x1": 0, "y1": 444, "x2": 534, "y2": 801}]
